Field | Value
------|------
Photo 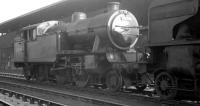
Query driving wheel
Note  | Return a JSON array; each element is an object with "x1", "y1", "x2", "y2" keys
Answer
[
  {"x1": 74, "y1": 69, "x2": 89, "y2": 87},
  {"x1": 106, "y1": 70, "x2": 123, "y2": 91},
  {"x1": 155, "y1": 72, "x2": 178, "y2": 99}
]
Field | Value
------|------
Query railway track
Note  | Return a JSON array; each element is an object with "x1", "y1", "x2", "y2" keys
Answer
[
  {"x1": 0, "y1": 81, "x2": 131, "y2": 106},
  {"x1": 0, "y1": 88, "x2": 66, "y2": 106},
  {"x1": 0, "y1": 77, "x2": 154, "y2": 106},
  {"x1": 0, "y1": 72, "x2": 198, "y2": 106}
]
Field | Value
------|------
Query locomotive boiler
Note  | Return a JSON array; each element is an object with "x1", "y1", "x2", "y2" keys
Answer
[
  {"x1": 63, "y1": 6, "x2": 139, "y2": 52},
  {"x1": 13, "y1": 2, "x2": 145, "y2": 91}
]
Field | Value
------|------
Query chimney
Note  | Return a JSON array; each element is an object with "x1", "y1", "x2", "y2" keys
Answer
[{"x1": 107, "y1": 2, "x2": 120, "y2": 12}]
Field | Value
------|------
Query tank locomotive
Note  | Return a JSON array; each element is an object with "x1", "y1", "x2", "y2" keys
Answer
[{"x1": 13, "y1": 2, "x2": 146, "y2": 91}]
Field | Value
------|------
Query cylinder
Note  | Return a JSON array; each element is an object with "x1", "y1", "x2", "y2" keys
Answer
[
  {"x1": 71, "y1": 12, "x2": 87, "y2": 22},
  {"x1": 107, "y1": 2, "x2": 120, "y2": 12}
]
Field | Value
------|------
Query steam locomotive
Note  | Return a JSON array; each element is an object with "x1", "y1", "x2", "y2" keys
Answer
[
  {"x1": 148, "y1": 0, "x2": 200, "y2": 100},
  {"x1": 13, "y1": 2, "x2": 148, "y2": 91},
  {"x1": 1, "y1": 0, "x2": 200, "y2": 101}
]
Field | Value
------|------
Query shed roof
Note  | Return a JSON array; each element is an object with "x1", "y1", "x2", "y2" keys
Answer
[
  {"x1": 0, "y1": 0, "x2": 115, "y2": 33},
  {"x1": 0, "y1": 0, "x2": 153, "y2": 33}
]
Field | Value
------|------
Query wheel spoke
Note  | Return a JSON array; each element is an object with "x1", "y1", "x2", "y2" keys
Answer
[{"x1": 155, "y1": 72, "x2": 177, "y2": 99}]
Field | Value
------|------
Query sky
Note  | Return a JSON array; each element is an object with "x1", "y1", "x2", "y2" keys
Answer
[{"x1": 0, "y1": 0, "x2": 62, "y2": 23}]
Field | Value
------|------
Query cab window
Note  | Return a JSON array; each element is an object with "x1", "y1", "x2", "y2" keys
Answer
[
  {"x1": 33, "y1": 29, "x2": 37, "y2": 40},
  {"x1": 22, "y1": 28, "x2": 37, "y2": 41},
  {"x1": 29, "y1": 29, "x2": 33, "y2": 40},
  {"x1": 22, "y1": 30, "x2": 28, "y2": 40}
]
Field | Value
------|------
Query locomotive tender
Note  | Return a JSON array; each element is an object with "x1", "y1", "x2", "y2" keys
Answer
[{"x1": 13, "y1": 2, "x2": 146, "y2": 91}]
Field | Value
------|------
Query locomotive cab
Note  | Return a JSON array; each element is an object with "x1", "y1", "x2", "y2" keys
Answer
[
  {"x1": 14, "y1": 21, "x2": 60, "y2": 64},
  {"x1": 14, "y1": 24, "x2": 38, "y2": 65},
  {"x1": 14, "y1": 21, "x2": 61, "y2": 80}
]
